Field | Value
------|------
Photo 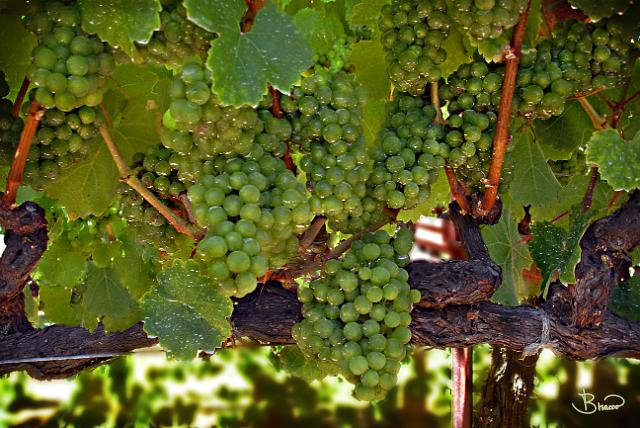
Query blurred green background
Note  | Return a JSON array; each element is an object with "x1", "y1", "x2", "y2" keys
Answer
[{"x1": 1, "y1": 345, "x2": 639, "y2": 427}]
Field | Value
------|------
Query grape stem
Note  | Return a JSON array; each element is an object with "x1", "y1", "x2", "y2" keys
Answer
[
  {"x1": 298, "y1": 216, "x2": 327, "y2": 252},
  {"x1": 2, "y1": 101, "x2": 44, "y2": 208},
  {"x1": 98, "y1": 125, "x2": 204, "y2": 241},
  {"x1": 582, "y1": 168, "x2": 599, "y2": 212},
  {"x1": 444, "y1": 165, "x2": 471, "y2": 213},
  {"x1": 241, "y1": 0, "x2": 265, "y2": 32},
  {"x1": 479, "y1": 0, "x2": 532, "y2": 216},
  {"x1": 12, "y1": 77, "x2": 30, "y2": 118},
  {"x1": 576, "y1": 96, "x2": 608, "y2": 129},
  {"x1": 430, "y1": 82, "x2": 444, "y2": 125}
]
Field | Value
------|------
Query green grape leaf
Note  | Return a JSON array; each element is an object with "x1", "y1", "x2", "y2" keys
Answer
[
  {"x1": 510, "y1": 127, "x2": 562, "y2": 212},
  {"x1": 348, "y1": 40, "x2": 389, "y2": 102},
  {"x1": 183, "y1": 0, "x2": 245, "y2": 35},
  {"x1": 36, "y1": 235, "x2": 87, "y2": 288},
  {"x1": 568, "y1": 0, "x2": 632, "y2": 20},
  {"x1": 0, "y1": 13, "x2": 37, "y2": 100},
  {"x1": 207, "y1": 3, "x2": 313, "y2": 106},
  {"x1": 111, "y1": 63, "x2": 170, "y2": 98},
  {"x1": 397, "y1": 170, "x2": 450, "y2": 222},
  {"x1": 609, "y1": 276, "x2": 640, "y2": 321},
  {"x1": 439, "y1": 26, "x2": 473, "y2": 80},
  {"x1": 535, "y1": 101, "x2": 593, "y2": 161},
  {"x1": 586, "y1": 128, "x2": 640, "y2": 191},
  {"x1": 294, "y1": 8, "x2": 344, "y2": 54},
  {"x1": 78, "y1": 0, "x2": 162, "y2": 57},
  {"x1": 347, "y1": 0, "x2": 389, "y2": 31},
  {"x1": 482, "y1": 208, "x2": 536, "y2": 305},
  {"x1": 40, "y1": 286, "x2": 83, "y2": 326},
  {"x1": 470, "y1": 36, "x2": 505, "y2": 63},
  {"x1": 142, "y1": 261, "x2": 233, "y2": 359},
  {"x1": 45, "y1": 142, "x2": 119, "y2": 218},
  {"x1": 529, "y1": 207, "x2": 593, "y2": 296},
  {"x1": 83, "y1": 262, "x2": 141, "y2": 332},
  {"x1": 524, "y1": 0, "x2": 542, "y2": 46},
  {"x1": 113, "y1": 238, "x2": 155, "y2": 300},
  {"x1": 361, "y1": 99, "x2": 386, "y2": 147},
  {"x1": 275, "y1": 346, "x2": 325, "y2": 382}
]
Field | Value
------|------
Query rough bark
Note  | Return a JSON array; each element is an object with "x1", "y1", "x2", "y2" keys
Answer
[
  {"x1": 0, "y1": 200, "x2": 48, "y2": 334},
  {"x1": 475, "y1": 347, "x2": 539, "y2": 428},
  {"x1": 569, "y1": 191, "x2": 640, "y2": 328},
  {"x1": 0, "y1": 323, "x2": 157, "y2": 379}
]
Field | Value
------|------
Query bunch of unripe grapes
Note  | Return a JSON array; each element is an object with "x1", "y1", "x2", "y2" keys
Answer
[
  {"x1": 292, "y1": 228, "x2": 419, "y2": 401},
  {"x1": 0, "y1": 72, "x2": 24, "y2": 156},
  {"x1": 285, "y1": 72, "x2": 383, "y2": 233},
  {"x1": 130, "y1": 145, "x2": 186, "y2": 198},
  {"x1": 369, "y1": 94, "x2": 440, "y2": 209},
  {"x1": 136, "y1": 1, "x2": 213, "y2": 69},
  {"x1": 439, "y1": 61, "x2": 503, "y2": 114},
  {"x1": 448, "y1": 0, "x2": 528, "y2": 42},
  {"x1": 24, "y1": 1, "x2": 115, "y2": 111},
  {"x1": 548, "y1": 149, "x2": 588, "y2": 185},
  {"x1": 23, "y1": 102, "x2": 101, "y2": 190},
  {"x1": 165, "y1": 62, "x2": 269, "y2": 158},
  {"x1": 314, "y1": 35, "x2": 356, "y2": 73},
  {"x1": 549, "y1": 19, "x2": 633, "y2": 94},
  {"x1": 188, "y1": 154, "x2": 312, "y2": 296},
  {"x1": 379, "y1": 0, "x2": 451, "y2": 95},
  {"x1": 65, "y1": 203, "x2": 126, "y2": 268}
]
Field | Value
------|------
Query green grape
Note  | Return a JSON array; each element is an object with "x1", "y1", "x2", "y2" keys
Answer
[
  {"x1": 293, "y1": 228, "x2": 416, "y2": 401},
  {"x1": 25, "y1": 1, "x2": 115, "y2": 113},
  {"x1": 379, "y1": 0, "x2": 451, "y2": 95},
  {"x1": 188, "y1": 153, "x2": 312, "y2": 297},
  {"x1": 369, "y1": 94, "x2": 439, "y2": 210},
  {"x1": 548, "y1": 148, "x2": 588, "y2": 185},
  {"x1": 448, "y1": 0, "x2": 528, "y2": 43},
  {"x1": 0, "y1": 72, "x2": 25, "y2": 160},
  {"x1": 135, "y1": 1, "x2": 213, "y2": 70}
]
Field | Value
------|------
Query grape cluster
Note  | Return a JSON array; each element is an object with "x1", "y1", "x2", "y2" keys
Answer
[
  {"x1": 65, "y1": 203, "x2": 126, "y2": 268},
  {"x1": 136, "y1": 1, "x2": 213, "y2": 69},
  {"x1": 292, "y1": 228, "x2": 419, "y2": 401},
  {"x1": 379, "y1": 0, "x2": 451, "y2": 95},
  {"x1": 548, "y1": 149, "x2": 588, "y2": 185},
  {"x1": 130, "y1": 145, "x2": 187, "y2": 198},
  {"x1": 549, "y1": 19, "x2": 633, "y2": 94},
  {"x1": 314, "y1": 35, "x2": 356, "y2": 73},
  {"x1": 24, "y1": 1, "x2": 115, "y2": 111},
  {"x1": 188, "y1": 154, "x2": 312, "y2": 296},
  {"x1": 448, "y1": 0, "x2": 528, "y2": 42},
  {"x1": 439, "y1": 61, "x2": 503, "y2": 114},
  {"x1": 164, "y1": 62, "x2": 268, "y2": 159},
  {"x1": 24, "y1": 103, "x2": 101, "y2": 190},
  {"x1": 0, "y1": 72, "x2": 24, "y2": 155},
  {"x1": 369, "y1": 94, "x2": 440, "y2": 209},
  {"x1": 285, "y1": 72, "x2": 384, "y2": 233}
]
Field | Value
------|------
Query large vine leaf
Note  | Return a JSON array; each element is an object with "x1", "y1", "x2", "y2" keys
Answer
[
  {"x1": 347, "y1": 0, "x2": 389, "y2": 32},
  {"x1": 586, "y1": 128, "x2": 640, "y2": 191},
  {"x1": 294, "y1": 8, "x2": 344, "y2": 55},
  {"x1": 39, "y1": 287, "x2": 83, "y2": 326},
  {"x1": 142, "y1": 262, "x2": 233, "y2": 359},
  {"x1": 36, "y1": 235, "x2": 87, "y2": 288},
  {"x1": 568, "y1": 0, "x2": 632, "y2": 20},
  {"x1": 183, "y1": 0, "x2": 246, "y2": 35},
  {"x1": 207, "y1": 3, "x2": 312, "y2": 106},
  {"x1": 535, "y1": 101, "x2": 593, "y2": 161},
  {"x1": 529, "y1": 207, "x2": 593, "y2": 296},
  {"x1": 78, "y1": 0, "x2": 161, "y2": 57},
  {"x1": 481, "y1": 209, "x2": 536, "y2": 305},
  {"x1": 45, "y1": 142, "x2": 119, "y2": 218},
  {"x1": 509, "y1": 127, "x2": 562, "y2": 213},
  {"x1": 0, "y1": 13, "x2": 37, "y2": 100},
  {"x1": 83, "y1": 263, "x2": 141, "y2": 332},
  {"x1": 348, "y1": 40, "x2": 389, "y2": 102},
  {"x1": 113, "y1": 238, "x2": 155, "y2": 300}
]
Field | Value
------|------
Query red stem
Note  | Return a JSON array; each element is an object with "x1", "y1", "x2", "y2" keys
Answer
[
  {"x1": 269, "y1": 86, "x2": 283, "y2": 119},
  {"x1": 12, "y1": 77, "x2": 30, "y2": 117},
  {"x1": 480, "y1": 0, "x2": 531, "y2": 215},
  {"x1": 452, "y1": 347, "x2": 473, "y2": 428},
  {"x1": 2, "y1": 101, "x2": 43, "y2": 208},
  {"x1": 582, "y1": 168, "x2": 599, "y2": 212},
  {"x1": 444, "y1": 165, "x2": 470, "y2": 213}
]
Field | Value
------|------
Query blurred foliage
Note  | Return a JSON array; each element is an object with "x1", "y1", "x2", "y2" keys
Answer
[{"x1": 0, "y1": 345, "x2": 639, "y2": 427}]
